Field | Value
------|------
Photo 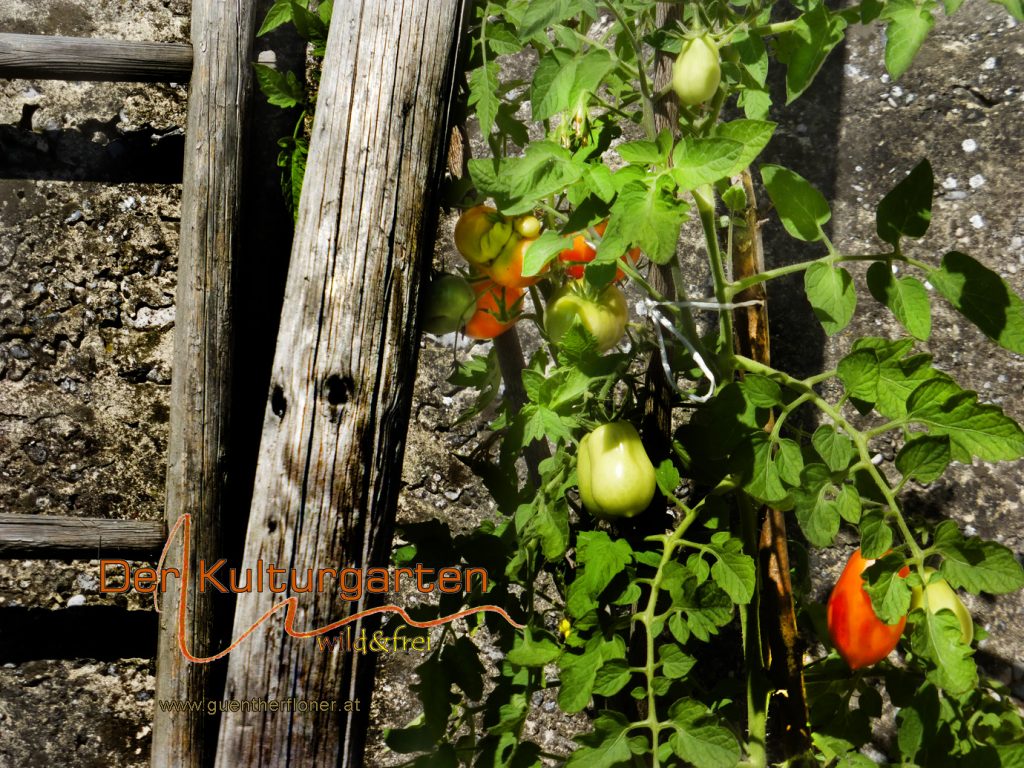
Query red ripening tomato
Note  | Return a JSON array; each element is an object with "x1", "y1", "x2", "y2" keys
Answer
[
  {"x1": 558, "y1": 221, "x2": 640, "y2": 281},
  {"x1": 464, "y1": 279, "x2": 523, "y2": 340},
  {"x1": 827, "y1": 549, "x2": 910, "y2": 670}
]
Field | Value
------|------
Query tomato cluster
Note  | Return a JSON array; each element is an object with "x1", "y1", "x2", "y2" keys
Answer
[{"x1": 827, "y1": 549, "x2": 973, "y2": 669}]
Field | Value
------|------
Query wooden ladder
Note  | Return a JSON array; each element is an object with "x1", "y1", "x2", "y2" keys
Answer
[
  {"x1": 1, "y1": 2, "x2": 467, "y2": 766},
  {"x1": 0, "y1": 1, "x2": 278, "y2": 765}
]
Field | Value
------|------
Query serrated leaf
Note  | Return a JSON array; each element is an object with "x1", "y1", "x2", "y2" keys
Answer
[
  {"x1": 710, "y1": 547, "x2": 755, "y2": 604},
  {"x1": 860, "y1": 510, "x2": 893, "y2": 559},
  {"x1": 876, "y1": 159, "x2": 933, "y2": 244},
  {"x1": 592, "y1": 659, "x2": 632, "y2": 696},
  {"x1": 761, "y1": 165, "x2": 831, "y2": 241},
  {"x1": 812, "y1": 425, "x2": 857, "y2": 472},
  {"x1": 669, "y1": 717, "x2": 741, "y2": 768},
  {"x1": 775, "y1": 3, "x2": 849, "y2": 102},
  {"x1": 575, "y1": 531, "x2": 633, "y2": 599},
  {"x1": 883, "y1": 0, "x2": 938, "y2": 79},
  {"x1": 598, "y1": 177, "x2": 690, "y2": 264},
  {"x1": 672, "y1": 138, "x2": 745, "y2": 189},
  {"x1": 776, "y1": 438, "x2": 805, "y2": 486},
  {"x1": 584, "y1": 164, "x2": 616, "y2": 202},
  {"x1": 906, "y1": 378, "x2": 1024, "y2": 462},
  {"x1": 836, "y1": 484, "x2": 862, "y2": 524},
  {"x1": 791, "y1": 464, "x2": 841, "y2": 547},
  {"x1": 910, "y1": 609, "x2": 977, "y2": 694},
  {"x1": 851, "y1": 337, "x2": 945, "y2": 420},
  {"x1": 566, "y1": 711, "x2": 644, "y2": 768},
  {"x1": 934, "y1": 523, "x2": 1024, "y2": 594},
  {"x1": 738, "y1": 432, "x2": 788, "y2": 504},
  {"x1": 864, "y1": 554, "x2": 912, "y2": 624},
  {"x1": 895, "y1": 435, "x2": 950, "y2": 482},
  {"x1": 713, "y1": 119, "x2": 777, "y2": 172},
  {"x1": 258, "y1": 0, "x2": 294, "y2": 35},
  {"x1": 838, "y1": 348, "x2": 880, "y2": 405},
  {"x1": 659, "y1": 644, "x2": 697, "y2": 678},
  {"x1": 617, "y1": 139, "x2": 665, "y2": 165},
  {"x1": 804, "y1": 263, "x2": 856, "y2": 334},
  {"x1": 656, "y1": 459, "x2": 682, "y2": 496},
  {"x1": 740, "y1": 373, "x2": 783, "y2": 407},
  {"x1": 507, "y1": 626, "x2": 562, "y2": 668},
  {"x1": 468, "y1": 62, "x2": 501, "y2": 137},
  {"x1": 522, "y1": 230, "x2": 568, "y2": 277},
  {"x1": 929, "y1": 251, "x2": 1024, "y2": 354},
  {"x1": 866, "y1": 262, "x2": 932, "y2": 340},
  {"x1": 253, "y1": 63, "x2": 305, "y2": 108}
]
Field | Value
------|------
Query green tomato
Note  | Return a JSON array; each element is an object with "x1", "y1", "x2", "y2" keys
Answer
[
  {"x1": 909, "y1": 568, "x2": 973, "y2": 645},
  {"x1": 422, "y1": 274, "x2": 476, "y2": 335},
  {"x1": 671, "y1": 35, "x2": 722, "y2": 106},
  {"x1": 577, "y1": 422, "x2": 657, "y2": 519},
  {"x1": 545, "y1": 283, "x2": 628, "y2": 352}
]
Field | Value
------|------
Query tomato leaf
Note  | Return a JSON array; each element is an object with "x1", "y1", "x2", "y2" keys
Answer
[
  {"x1": 909, "y1": 609, "x2": 977, "y2": 694},
  {"x1": 774, "y1": 3, "x2": 848, "y2": 103},
  {"x1": 253, "y1": 63, "x2": 305, "y2": 108},
  {"x1": 811, "y1": 425, "x2": 857, "y2": 472},
  {"x1": 804, "y1": 263, "x2": 856, "y2": 335},
  {"x1": 760, "y1": 165, "x2": 831, "y2": 242},
  {"x1": 859, "y1": 510, "x2": 893, "y2": 560},
  {"x1": 906, "y1": 378, "x2": 1024, "y2": 462},
  {"x1": 837, "y1": 348, "x2": 880, "y2": 410},
  {"x1": 507, "y1": 625, "x2": 562, "y2": 668},
  {"x1": 866, "y1": 263, "x2": 932, "y2": 341},
  {"x1": 257, "y1": 0, "x2": 294, "y2": 36},
  {"x1": 863, "y1": 554, "x2": 912, "y2": 625},
  {"x1": 933, "y1": 520, "x2": 1024, "y2": 595},
  {"x1": 599, "y1": 177, "x2": 690, "y2": 264},
  {"x1": 671, "y1": 138, "x2": 745, "y2": 190},
  {"x1": 882, "y1": 0, "x2": 938, "y2": 79},
  {"x1": 668, "y1": 699, "x2": 741, "y2": 768},
  {"x1": 928, "y1": 251, "x2": 1024, "y2": 355},
  {"x1": 895, "y1": 435, "x2": 950, "y2": 483},
  {"x1": 566, "y1": 711, "x2": 647, "y2": 768},
  {"x1": 469, "y1": 61, "x2": 501, "y2": 137}
]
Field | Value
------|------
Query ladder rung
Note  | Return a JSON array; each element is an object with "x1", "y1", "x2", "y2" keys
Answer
[
  {"x1": 0, "y1": 33, "x2": 192, "y2": 83},
  {"x1": 0, "y1": 514, "x2": 166, "y2": 560}
]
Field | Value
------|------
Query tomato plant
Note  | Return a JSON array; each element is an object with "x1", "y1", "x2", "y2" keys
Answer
[{"x1": 247, "y1": 0, "x2": 1024, "y2": 764}]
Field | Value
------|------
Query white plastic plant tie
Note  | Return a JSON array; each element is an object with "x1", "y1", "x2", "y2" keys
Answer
[
  {"x1": 671, "y1": 298, "x2": 765, "y2": 311},
  {"x1": 648, "y1": 300, "x2": 716, "y2": 403}
]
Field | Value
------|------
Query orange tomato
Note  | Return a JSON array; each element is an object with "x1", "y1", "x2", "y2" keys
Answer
[
  {"x1": 484, "y1": 237, "x2": 545, "y2": 289},
  {"x1": 559, "y1": 221, "x2": 640, "y2": 282},
  {"x1": 827, "y1": 549, "x2": 909, "y2": 670},
  {"x1": 464, "y1": 279, "x2": 524, "y2": 340}
]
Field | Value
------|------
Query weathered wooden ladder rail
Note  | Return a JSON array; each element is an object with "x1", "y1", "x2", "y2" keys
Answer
[
  {"x1": 0, "y1": 32, "x2": 192, "y2": 82},
  {"x1": 0, "y1": 1, "x2": 468, "y2": 767}
]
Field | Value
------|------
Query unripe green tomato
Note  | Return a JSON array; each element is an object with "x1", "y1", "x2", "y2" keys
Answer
[
  {"x1": 577, "y1": 422, "x2": 657, "y2": 519},
  {"x1": 422, "y1": 274, "x2": 476, "y2": 335},
  {"x1": 909, "y1": 568, "x2": 973, "y2": 645},
  {"x1": 545, "y1": 284, "x2": 628, "y2": 352},
  {"x1": 454, "y1": 205, "x2": 516, "y2": 266},
  {"x1": 514, "y1": 214, "x2": 542, "y2": 239},
  {"x1": 671, "y1": 35, "x2": 722, "y2": 106}
]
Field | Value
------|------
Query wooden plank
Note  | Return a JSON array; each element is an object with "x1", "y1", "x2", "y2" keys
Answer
[
  {"x1": 150, "y1": 0, "x2": 258, "y2": 766},
  {"x1": 214, "y1": 1, "x2": 464, "y2": 765},
  {"x1": 0, "y1": 514, "x2": 165, "y2": 560},
  {"x1": 0, "y1": 33, "x2": 192, "y2": 82}
]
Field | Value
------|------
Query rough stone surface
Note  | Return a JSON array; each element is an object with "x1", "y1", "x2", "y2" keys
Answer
[{"x1": 0, "y1": 1, "x2": 1022, "y2": 767}]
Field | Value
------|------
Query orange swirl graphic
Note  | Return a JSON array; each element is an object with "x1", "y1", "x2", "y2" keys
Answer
[{"x1": 154, "y1": 513, "x2": 525, "y2": 664}]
